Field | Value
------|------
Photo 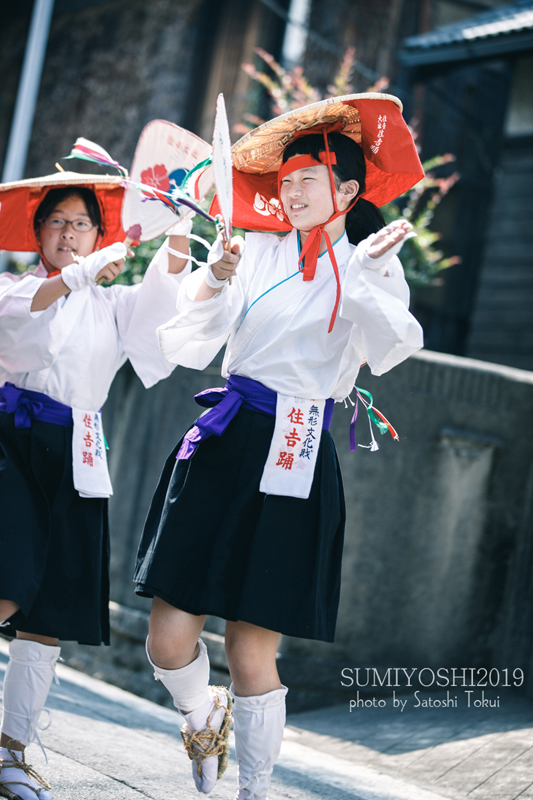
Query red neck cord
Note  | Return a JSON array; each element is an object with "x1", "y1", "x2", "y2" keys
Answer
[{"x1": 277, "y1": 134, "x2": 357, "y2": 332}]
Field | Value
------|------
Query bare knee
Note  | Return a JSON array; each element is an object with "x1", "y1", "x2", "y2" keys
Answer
[
  {"x1": 148, "y1": 597, "x2": 206, "y2": 670},
  {"x1": 225, "y1": 621, "x2": 281, "y2": 696}
]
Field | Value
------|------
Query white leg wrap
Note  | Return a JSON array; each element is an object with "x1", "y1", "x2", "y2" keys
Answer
[
  {"x1": 146, "y1": 639, "x2": 232, "y2": 793},
  {"x1": 145, "y1": 637, "x2": 210, "y2": 713},
  {"x1": 1, "y1": 640, "x2": 60, "y2": 750},
  {"x1": 231, "y1": 683, "x2": 288, "y2": 800}
]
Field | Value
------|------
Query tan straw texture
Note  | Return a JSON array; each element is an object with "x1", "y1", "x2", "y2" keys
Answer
[{"x1": 232, "y1": 93, "x2": 403, "y2": 174}]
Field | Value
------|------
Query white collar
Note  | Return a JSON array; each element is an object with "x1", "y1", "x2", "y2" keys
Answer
[{"x1": 288, "y1": 228, "x2": 352, "y2": 266}]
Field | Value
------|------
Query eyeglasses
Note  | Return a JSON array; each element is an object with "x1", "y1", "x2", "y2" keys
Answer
[{"x1": 42, "y1": 216, "x2": 96, "y2": 233}]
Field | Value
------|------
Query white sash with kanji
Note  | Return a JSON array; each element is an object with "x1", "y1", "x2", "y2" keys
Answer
[
  {"x1": 71, "y1": 409, "x2": 113, "y2": 498},
  {"x1": 260, "y1": 395, "x2": 325, "y2": 499}
]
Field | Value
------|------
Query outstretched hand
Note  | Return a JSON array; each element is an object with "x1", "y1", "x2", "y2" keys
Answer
[{"x1": 367, "y1": 219, "x2": 414, "y2": 259}]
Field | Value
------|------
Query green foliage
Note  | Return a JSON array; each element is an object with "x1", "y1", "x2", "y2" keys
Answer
[
  {"x1": 382, "y1": 155, "x2": 461, "y2": 288},
  {"x1": 111, "y1": 237, "x2": 166, "y2": 285},
  {"x1": 5, "y1": 255, "x2": 39, "y2": 276},
  {"x1": 236, "y1": 48, "x2": 461, "y2": 289}
]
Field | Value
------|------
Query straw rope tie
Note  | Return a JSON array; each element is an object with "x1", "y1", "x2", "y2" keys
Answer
[
  {"x1": 0, "y1": 741, "x2": 52, "y2": 799},
  {"x1": 180, "y1": 687, "x2": 233, "y2": 780}
]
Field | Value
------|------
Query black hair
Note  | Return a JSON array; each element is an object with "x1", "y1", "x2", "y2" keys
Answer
[
  {"x1": 281, "y1": 132, "x2": 385, "y2": 245},
  {"x1": 34, "y1": 186, "x2": 103, "y2": 237}
]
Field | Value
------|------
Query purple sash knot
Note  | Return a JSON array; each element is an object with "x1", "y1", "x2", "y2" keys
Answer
[
  {"x1": 177, "y1": 375, "x2": 334, "y2": 460},
  {"x1": 0, "y1": 383, "x2": 73, "y2": 429}
]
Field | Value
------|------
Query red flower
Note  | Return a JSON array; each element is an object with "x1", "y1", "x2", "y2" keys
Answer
[{"x1": 140, "y1": 164, "x2": 170, "y2": 192}]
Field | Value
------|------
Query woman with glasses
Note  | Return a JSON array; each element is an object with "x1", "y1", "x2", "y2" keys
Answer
[{"x1": 0, "y1": 180, "x2": 191, "y2": 800}]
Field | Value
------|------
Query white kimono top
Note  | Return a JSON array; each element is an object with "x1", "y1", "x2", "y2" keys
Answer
[
  {"x1": 0, "y1": 242, "x2": 190, "y2": 411},
  {"x1": 157, "y1": 229, "x2": 423, "y2": 401}
]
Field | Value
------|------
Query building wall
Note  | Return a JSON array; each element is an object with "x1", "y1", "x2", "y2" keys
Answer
[
  {"x1": 466, "y1": 55, "x2": 533, "y2": 370},
  {"x1": 302, "y1": 0, "x2": 403, "y2": 92}
]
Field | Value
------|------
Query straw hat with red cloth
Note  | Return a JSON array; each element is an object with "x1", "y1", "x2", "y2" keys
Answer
[
  {"x1": 211, "y1": 93, "x2": 424, "y2": 231},
  {"x1": 211, "y1": 93, "x2": 424, "y2": 333},
  {"x1": 0, "y1": 171, "x2": 125, "y2": 253}
]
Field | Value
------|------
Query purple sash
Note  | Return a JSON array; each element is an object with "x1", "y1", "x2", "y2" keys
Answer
[
  {"x1": 0, "y1": 383, "x2": 73, "y2": 429},
  {"x1": 177, "y1": 374, "x2": 334, "y2": 460}
]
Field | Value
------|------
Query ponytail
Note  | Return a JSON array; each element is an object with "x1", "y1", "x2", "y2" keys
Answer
[
  {"x1": 282, "y1": 132, "x2": 386, "y2": 245},
  {"x1": 346, "y1": 197, "x2": 385, "y2": 246}
]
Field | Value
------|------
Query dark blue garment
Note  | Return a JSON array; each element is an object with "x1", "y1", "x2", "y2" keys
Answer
[
  {"x1": 0, "y1": 390, "x2": 109, "y2": 645},
  {"x1": 135, "y1": 403, "x2": 345, "y2": 643}
]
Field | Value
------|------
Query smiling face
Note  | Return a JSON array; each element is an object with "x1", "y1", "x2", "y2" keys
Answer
[
  {"x1": 279, "y1": 163, "x2": 336, "y2": 232},
  {"x1": 37, "y1": 194, "x2": 99, "y2": 271}
]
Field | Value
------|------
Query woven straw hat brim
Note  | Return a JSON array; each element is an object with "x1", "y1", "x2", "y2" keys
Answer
[
  {"x1": 232, "y1": 93, "x2": 403, "y2": 174},
  {"x1": 0, "y1": 171, "x2": 123, "y2": 193}
]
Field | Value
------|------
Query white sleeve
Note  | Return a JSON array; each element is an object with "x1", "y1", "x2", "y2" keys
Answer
[
  {"x1": 156, "y1": 238, "x2": 260, "y2": 370},
  {"x1": 0, "y1": 274, "x2": 65, "y2": 373},
  {"x1": 113, "y1": 240, "x2": 193, "y2": 387},
  {"x1": 339, "y1": 237, "x2": 423, "y2": 375}
]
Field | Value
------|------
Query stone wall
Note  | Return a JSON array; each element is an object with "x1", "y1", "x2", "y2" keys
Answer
[
  {"x1": 60, "y1": 349, "x2": 533, "y2": 711},
  {"x1": 26, "y1": 0, "x2": 203, "y2": 176}
]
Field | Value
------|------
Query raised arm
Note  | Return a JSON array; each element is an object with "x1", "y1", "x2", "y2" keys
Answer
[
  {"x1": 340, "y1": 220, "x2": 423, "y2": 375},
  {"x1": 29, "y1": 243, "x2": 127, "y2": 311}
]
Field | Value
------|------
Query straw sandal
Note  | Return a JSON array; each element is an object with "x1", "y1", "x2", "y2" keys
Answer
[
  {"x1": 181, "y1": 686, "x2": 233, "y2": 782},
  {"x1": 0, "y1": 742, "x2": 52, "y2": 799}
]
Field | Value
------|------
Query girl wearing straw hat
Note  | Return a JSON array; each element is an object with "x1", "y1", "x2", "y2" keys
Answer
[
  {"x1": 134, "y1": 94, "x2": 425, "y2": 799},
  {"x1": 0, "y1": 171, "x2": 192, "y2": 800}
]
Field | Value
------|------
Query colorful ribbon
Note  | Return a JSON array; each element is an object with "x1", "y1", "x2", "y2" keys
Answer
[
  {"x1": 64, "y1": 138, "x2": 216, "y2": 223},
  {"x1": 65, "y1": 139, "x2": 128, "y2": 178},
  {"x1": 350, "y1": 386, "x2": 399, "y2": 452}
]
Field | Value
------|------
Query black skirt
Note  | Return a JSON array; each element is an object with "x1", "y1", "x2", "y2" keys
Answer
[
  {"x1": 0, "y1": 411, "x2": 110, "y2": 645},
  {"x1": 134, "y1": 407, "x2": 346, "y2": 642}
]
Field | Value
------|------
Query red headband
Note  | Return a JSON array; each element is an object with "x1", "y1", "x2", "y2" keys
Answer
[{"x1": 277, "y1": 151, "x2": 337, "y2": 186}]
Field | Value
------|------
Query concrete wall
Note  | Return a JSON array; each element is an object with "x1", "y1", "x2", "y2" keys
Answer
[
  {"x1": 60, "y1": 349, "x2": 533, "y2": 710},
  {"x1": 288, "y1": 350, "x2": 533, "y2": 667}
]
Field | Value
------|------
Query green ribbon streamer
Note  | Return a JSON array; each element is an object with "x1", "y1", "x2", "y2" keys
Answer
[
  {"x1": 355, "y1": 387, "x2": 389, "y2": 436},
  {"x1": 180, "y1": 157, "x2": 213, "y2": 192}
]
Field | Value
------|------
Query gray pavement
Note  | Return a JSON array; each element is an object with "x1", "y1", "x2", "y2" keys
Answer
[{"x1": 1, "y1": 640, "x2": 533, "y2": 799}]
